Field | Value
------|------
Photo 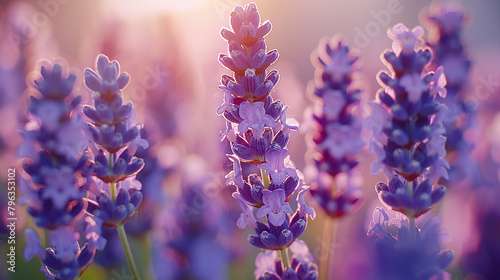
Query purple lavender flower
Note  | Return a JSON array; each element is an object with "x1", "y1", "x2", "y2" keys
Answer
[
  {"x1": 307, "y1": 38, "x2": 364, "y2": 219},
  {"x1": 254, "y1": 240, "x2": 318, "y2": 280},
  {"x1": 365, "y1": 23, "x2": 454, "y2": 279},
  {"x1": 83, "y1": 54, "x2": 146, "y2": 279},
  {"x1": 365, "y1": 23, "x2": 449, "y2": 183},
  {"x1": 257, "y1": 189, "x2": 293, "y2": 226},
  {"x1": 424, "y1": 2, "x2": 475, "y2": 184},
  {"x1": 20, "y1": 62, "x2": 92, "y2": 229},
  {"x1": 24, "y1": 217, "x2": 107, "y2": 280},
  {"x1": 83, "y1": 55, "x2": 146, "y2": 226},
  {"x1": 151, "y1": 157, "x2": 232, "y2": 280},
  {"x1": 19, "y1": 61, "x2": 107, "y2": 279},
  {"x1": 367, "y1": 208, "x2": 454, "y2": 280},
  {"x1": 376, "y1": 175, "x2": 446, "y2": 218},
  {"x1": 218, "y1": 2, "x2": 316, "y2": 274}
]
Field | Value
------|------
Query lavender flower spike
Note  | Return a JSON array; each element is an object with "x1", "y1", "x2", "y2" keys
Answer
[
  {"x1": 424, "y1": 2, "x2": 475, "y2": 184},
  {"x1": 366, "y1": 23, "x2": 454, "y2": 279},
  {"x1": 307, "y1": 37, "x2": 364, "y2": 219},
  {"x1": 19, "y1": 60, "x2": 110, "y2": 279},
  {"x1": 218, "y1": 2, "x2": 317, "y2": 274},
  {"x1": 84, "y1": 54, "x2": 145, "y2": 280}
]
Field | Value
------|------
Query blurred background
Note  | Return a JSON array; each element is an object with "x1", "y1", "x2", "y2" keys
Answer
[{"x1": 1, "y1": 0, "x2": 499, "y2": 279}]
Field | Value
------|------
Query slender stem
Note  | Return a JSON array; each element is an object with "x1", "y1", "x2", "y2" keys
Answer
[
  {"x1": 407, "y1": 180, "x2": 416, "y2": 243},
  {"x1": 280, "y1": 247, "x2": 290, "y2": 271},
  {"x1": 109, "y1": 153, "x2": 117, "y2": 201},
  {"x1": 117, "y1": 224, "x2": 141, "y2": 280},
  {"x1": 319, "y1": 217, "x2": 339, "y2": 280},
  {"x1": 261, "y1": 168, "x2": 270, "y2": 189},
  {"x1": 110, "y1": 182, "x2": 117, "y2": 202}
]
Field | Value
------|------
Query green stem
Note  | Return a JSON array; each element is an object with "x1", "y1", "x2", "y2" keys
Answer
[
  {"x1": 109, "y1": 153, "x2": 117, "y2": 201},
  {"x1": 407, "y1": 180, "x2": 416, "y2": 243},
  {"x1": 319, "y1": 217, "x2": 339, "y2": 280},
  {"x1": 280, "y1": 247, "x2": 290, "y2": 271},
  {"x1": 319, "y1": 217, "x2": 332, "y2": 280},
  {"x1": 117, "y1": 224, "x2": 141, "y2": 280},
  {"x1": 110, "y1": 182, "x2": 117, "y2": 202},
  {"x1": 261, "y1": 168, "x2": 270, "y2": 189}
]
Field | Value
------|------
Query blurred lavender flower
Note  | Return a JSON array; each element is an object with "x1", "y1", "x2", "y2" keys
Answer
[
  {"x1": 19, "y1": 61, "x2": 106, "y2": 279},
  {"x1": 19, "y1": 62, "x2": 91, "y2": 229},
  {"x1": 367, "y1": 208, "x2": 454, "y2": 280},
  {"x1": 424, "y1": 2, "x2": 475, "y2": 184},
  {"x1": 376, "y1": 175, "x2": 446, "y2": 219},
  {"x1": 365, "y1": 23, "x2": 454, "y2": 279},
  {"x1": 152, "y1": 156, "x2": 232, "y2": 280},
  {"x1": 461, "y1": 186, "x2": 500, "y2": 279},
  {"x1": 218, "y1": 2, "x2": 316, "y2": 274},
  {"x1": 306, "y1": 38, "x2": 364, "y2": 219},
  {"x1": 25, "y1": 218, "x2": 106, "y2": 280},
  {"x1": 254, "y1": 240, "x2": 318, "y2": 280}
]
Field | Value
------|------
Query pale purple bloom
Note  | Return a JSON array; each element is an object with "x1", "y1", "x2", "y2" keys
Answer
[
  {"x1": 363, "y1": 101, "x2": 390, "y2": 142},
  {"x1": 289, "y1": 239, "x2": 314, "y2": 264},
  {"x1": 388, "y1": 23, "x2": 424, "y2": 55},
  {"x1": 50, "y1": 228, "x2": 80, "y2": 263},
  {"x1": 85, "y1": 217, "x2": 107, "y2": 251},
  {"x1": 34, "y1": 100, "x2": 63, "y2": 132},
  {"x1": 226, "y1": 154, "x2": 244, "y2": 188},
  {"x1": 428, "y1": 66, "x2": 447, "y2": 98},
  {"x1": 428, "y1": 157, "x2": 450, "y2": 185},
  {"x1": 320, "y1": 122, "x2": 364, "y2": 159},
  {"x1": 220, "y1": 2, "x2": 272, "y2": 46},
  {"x1": 238, "y1": 101, "x2": 276, "y2": 136},
  {"x1": 400, "y1": 73, "x2": 427, "y2": 102},
  {"x1": 258, "y1": 148, "x2": 297, "y2": 184},
  {"x1": 257, "y1": 189, "x2": 293, "y2": 226},
  {"x1": 427, "y1": 105, "x2": 448, "y2": 157},
  {"x1": 41, "y1": 167, "x2": 82, "y2": 210},
  {"x1": 279, "y1": 105, "x2": 299, "y2": 134},
  {"x1": 322, "y1": 90, "x2": 345, "y2": 120},
  {"x1": 297, "y1": 185, "x2": 316, "y2": 220},
  {"x1": 216, "y1": 90, "x2": 234, "y2": 115},
  {"x1": 254, "y1": 250, "x2": 278, "y2": 277},
  {"x1": 24, "y1": 228, "x2": 46, "y2": 261},
  {"x1": 233, "y1": 192, "x2": 257, "y2": 229},
  {"x1": 369, "y1": 139, "x2": 392, "y2": 178},
  {"x1": 85, "y1": 55, "x2": 130, "y2": 95}
]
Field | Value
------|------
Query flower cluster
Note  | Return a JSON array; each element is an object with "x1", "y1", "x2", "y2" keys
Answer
[
  {"x1": 365, "y1": 24, "x2": 449, "y2": 186},
  {"x1": 365, "y1": 23, "x2": 454, "y2": 279},
  {"x1": 368, "y1": 208, "x2": 454, "y2": 280},
  {"x1": 425, "y1": 2, "x2": 475, "y2": 184},
  {"x1": 218, "y1": 2, "x2": 316, "y2": 275},
  {"x1": 20, "y1": 62, "x2": 106, "y2": 279},
  {"x1": 83, "y1": 55, "x2": 146, "y2": 227},
  {"x1": 255, "y1": 240, "x2": 318, "y2": 280},
  {"x1": 307, "y1": 38, "x2": 364, "y2": 218},
  {"x1": 151, "y1": 156, "x2": 232, "y2": 280}
]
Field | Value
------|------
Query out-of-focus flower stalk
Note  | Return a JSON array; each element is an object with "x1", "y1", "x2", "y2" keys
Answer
[
  {"x1": 306, "y1": 38, "x2": 364, "y2": 280},
  {"x1": 423, "y1": 2, "x2": 475, "y2": 186}
]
